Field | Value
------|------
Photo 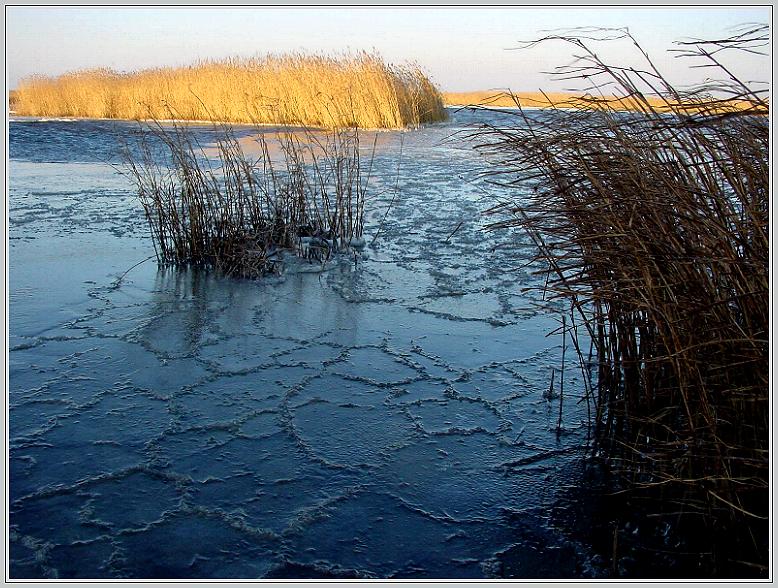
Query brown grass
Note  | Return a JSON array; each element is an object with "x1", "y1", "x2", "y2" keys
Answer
[
  {"x1": 124, "y1": 119, "x2": 375, "y2": 278},
  {"x1": 474, "y1": 26, "x2": 769, "y2": 576},
  {"x1": 14, "y1": 52, "x2": 446, "y2": 129}
]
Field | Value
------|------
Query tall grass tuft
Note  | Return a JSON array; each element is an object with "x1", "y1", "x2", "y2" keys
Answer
[
  {"x1": 125, "y1": 119, "x2": 374, "y2": 278},
  {"x1": 14, "y1": 52, "x2": 447, "y2": 129},
  {"x1": 474, "y1": 26, "x2": 769, "y2": 575}
]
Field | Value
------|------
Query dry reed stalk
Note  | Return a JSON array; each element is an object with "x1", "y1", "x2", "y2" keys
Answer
[
  {"x1": 14, "y1": 52, "x2": 447, "y2": 129},
  {"x1": 473, "y1": 26, "x2": 769, "y2": 575},
  {"x1": 124, "y1": 113, "x2": 376, "y2": 278}
]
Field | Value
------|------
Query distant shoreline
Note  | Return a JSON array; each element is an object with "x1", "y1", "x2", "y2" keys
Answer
[
  {"x1": 442, "y1": 90, "x2": 763, "y2": 114},
  {"x1": 10, "y1": 89, "x2": 763, "y2": 123},
  {"x1": 7, "y1": 114, "x2": 432, "y2": 132}
]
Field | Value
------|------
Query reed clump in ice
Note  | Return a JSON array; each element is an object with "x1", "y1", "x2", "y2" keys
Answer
[
  {"x1": 474, "y1": 26, "x2": 769, "y2": 576},
  {"x1": 125, "y1": 118, "x2": 374, "y2": 279},
  {"x1": 14, "y1": 52, "x2": 446, "y2": 129}
]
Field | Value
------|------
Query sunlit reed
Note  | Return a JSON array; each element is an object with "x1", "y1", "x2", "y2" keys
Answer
[{"x1": 15, "y1": 52, "x2": 447, "y2": 129}]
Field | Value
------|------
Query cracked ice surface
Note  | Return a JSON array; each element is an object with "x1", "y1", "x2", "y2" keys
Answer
[{"x1": 9, "y1": 111, "x2": 598, "y2": 579}]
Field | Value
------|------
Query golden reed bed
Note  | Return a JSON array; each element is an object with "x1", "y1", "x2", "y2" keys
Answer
[
  {"x1": 443, "y1": 90, "x2": 762, "y2": 113},
  {"x1": 11, "y1": 52, "x2": 446, "y2": 129}
]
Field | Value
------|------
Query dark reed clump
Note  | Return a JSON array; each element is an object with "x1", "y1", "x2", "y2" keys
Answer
[
  {"x1": 124, "y1": 119, "x2": 373, "y2": 278},
  {"x1": 473, "y1": 26, "x2": 769, "y2": 575}
]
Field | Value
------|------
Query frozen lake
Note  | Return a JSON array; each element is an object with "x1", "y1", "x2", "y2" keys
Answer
[{"x1": 8, "y1": 109, "x2": 601, "y2": 579}]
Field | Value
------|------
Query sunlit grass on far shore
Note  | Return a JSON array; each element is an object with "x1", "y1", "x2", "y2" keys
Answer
[
  {"x1": 13, "y1": 52, "x2": 447, "y2": 129},
  {"x1": 443, "y1": 90, "x2": 763, "y2": 113}
]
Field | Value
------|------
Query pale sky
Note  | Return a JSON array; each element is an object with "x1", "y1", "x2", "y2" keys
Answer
[{"x1": 5, "y1": 6, "x2": 771, "y2": 93}]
